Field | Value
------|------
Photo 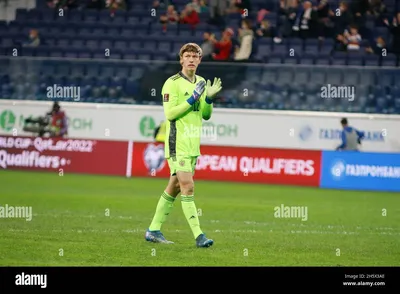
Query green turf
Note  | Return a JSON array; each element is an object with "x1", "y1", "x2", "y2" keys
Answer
[{"x1": 0, "y1": 170, "x2": 399, "y2": 266}]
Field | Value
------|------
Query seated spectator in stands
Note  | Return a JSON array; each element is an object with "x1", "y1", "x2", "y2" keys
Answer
[
  {"x1": 351, "y1": 0, "x2": 369, "y2": 17},
  {"x1": 153, "y1": 0, "x2": 173, "y2": 8},
  {"x1": 256, "y1": 20, "x2": 274, "y2": 38},
  {"x1": 188, "y1": 0, "x2": 208, "y2": 13},
  {"x1": 367, "y1": 0, "x2": 387, "y2": 25},
  {"x1": 337, "y1": 25, "x2": 362, "y2": 51},
  {"x1": 257, "y1": 8, "x2": 268, "y2": 23},
  {"x1": 330, "y1": 1, "x2": 353, "y2": 38},
  {"x1": 201, "y1": 32, "x2": 215, "y2": 59},
  {"x1": 210, "y1": 28, "x2": 234, "y2": 61},
  {"x1": 316, "y1": 0, "x2": 334, "y2": 39},
  {"x1": 366, "y1": 36, "x2": 386, "y2": 55},
  {"x1": 227, "y1": 0, "x2": 251, "y2": 14},
  {"x1": 22, "y1": 29, "x2": 40, "y2": 47},
  {"x1": 350, "y1": 0, "x2": 369, "y2": 27},
  {"x1": 292, "y1": 1, "x2": 318, "y2": 38},
  {"x1": 276, "y1": 0, "x2": 300, "y2": 42},
  {"x1": 47, "y1": 0, "x2": 60, "y2": 8},
  {"x1": 160, "y1": 4, "x2": 179, "y2": 32},
  {"x1": 180, "y1": 3, "x2": 200, "y2": 28},
  {"x1": 48, "y1": 0, "x2": 78, "y2": 9},
  {"x1": 234, "y1": 19, "x2": 254, "y2": 60},
  {"x1": 106, "y1": 0, "x2": 126, "y2": 15},
  {"x1": 208, "y1": 0, "x2": 228, "y2": 27},
  {"x1": 86, "y1": 0, "x2": 105, "y2": 10},
  {"x1": 383, "y1": 13, "x2": 400, "y2": 55},
  {"x1": 199, "y1": 0, "x2": 208, "y2": 13}
]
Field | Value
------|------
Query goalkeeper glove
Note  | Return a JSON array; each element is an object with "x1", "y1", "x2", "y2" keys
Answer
[
  {"x1": 193, "y1": 80, "x2": 206, "y2": 100},
  {"x1": 187, "y1": 80, "x2": 206, "y2": 105},
  {"x1": 206, "y1": 77, "x2": 222, "y2": 99}
]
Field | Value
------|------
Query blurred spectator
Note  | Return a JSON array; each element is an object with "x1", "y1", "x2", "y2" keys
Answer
[
  {"x1": 106, "y1": 0, "x2": 126, "y2": 15},
  {"x1": 160, "y1": 5, "x2": 179, "y2": 32},
  {"x1": 368, "y1": 0, "x2": 387, "y2": 25},
  {"x1": 86, "y1": 0, "x2": 105, "y2": 10},
  {"x1": 276, "y1": 0, "x2": 300, "y2": 41},
  {"x1": 210, "y1": 28, "x2": 234, "y2": 60},
  {"x1": 336, "y1": 25, "x2": 362, "y2": 50},
  {"x1": 228, "y1": 0, "x2": 252, "y2": 14},
  {"x1": 208, "y1": 0, "x2": 229, "y2": 27},
  {"x1": 234, "y1": 19, "x2": 254, "y2": 60},
  {"x1": 316, "y1": 0, "x2": 334, "y2": 39},
  {"x1": 199, "y1": 0, "x2": 209, "y2": 13},
  {"x1": 330, "y1": 1, "x2": 353, "y2": 38},
  {"x1": 47, "y1": 0, "x2": 78, "y2": 9},
  {"x1": 50, "y1": 102, "x2": 68, "y2": 138},
  {"x1": 22, "y1": 29, "x2": 41, "y2": 47},
  {"x1": 350, "y1": 0, "x2": 369, "y2": 27},
  {"x1": 201, "y1": 32, "x2": 215, "y2": 58},
  {"x1": 383, "y1": 13, "x2": 400, "y2": 55},
  {"x1": 153, "y1": 0, "x2": 174, "y2": 9},
  {"x1": 292, "y1": 1, "x2": 318, "y2": 38},
  {"x1": 257, "y1": 9, "x2": 269, "y2": 23},
  {"x1": 187, "y1": 0, "x2": 208, "y2": 13},
  {"x1": 366, "y1": 36, "x2": 386, "y2": 54},
  {"x1": 351, "y1": 0, "x2": 369, "y2": 17},
  {"x1": 180, "y1": 4, "x2": 200, "y2": 28},
  {"x1": 256, "y1": 20, "x2": 274, "y2": 38},
  {"x1": 46, "y1": 0, "x2": 54, "y2": 8},
  {"x1": 316, "y1": 0, "x2": 330, "y2": 18}
]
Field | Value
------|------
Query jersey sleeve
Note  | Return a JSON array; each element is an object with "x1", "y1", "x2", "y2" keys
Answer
[
  {"x1": 162, "y1": 78, "x2": 192, "y2": 121},
  {"x1": 201, "y1": 80, "x2": 213, "y2": 120}
]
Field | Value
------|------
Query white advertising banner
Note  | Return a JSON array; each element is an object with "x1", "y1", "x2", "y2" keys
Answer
[{"x1": 0, "y1": 100, "x2": 399, "y2": 153}]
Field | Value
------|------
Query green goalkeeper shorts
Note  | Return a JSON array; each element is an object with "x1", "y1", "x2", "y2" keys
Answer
[{"x1": 167, "y1": 156, "x2": 198, "y2": 176}]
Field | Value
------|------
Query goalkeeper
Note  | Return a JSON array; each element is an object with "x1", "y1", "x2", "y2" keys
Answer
[{"x1": 145, "y1": 43, "x2": 222, "y2": 248}]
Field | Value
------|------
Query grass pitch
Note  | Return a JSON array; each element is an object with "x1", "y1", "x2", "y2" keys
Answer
[{"x1": 0, "y1": 170, "x2": 399, "y2": 266}]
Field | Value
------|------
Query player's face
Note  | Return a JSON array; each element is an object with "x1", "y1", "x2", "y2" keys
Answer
[{"x1": 181, "y1": 51, "x2": 201, "y2": 72}]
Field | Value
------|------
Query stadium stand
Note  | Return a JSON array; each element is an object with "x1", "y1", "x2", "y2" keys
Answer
[{"x1": 0, "y1": 0, "x2": 399, "y2": 113}]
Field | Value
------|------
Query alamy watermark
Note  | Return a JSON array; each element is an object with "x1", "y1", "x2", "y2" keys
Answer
[
  {"x1": 183, "y1": 125, "x2": 217, "y2": 141},
  {"x1": 0, "y1": 204, "x2": 33, "y2": 221},
  {"x1": 47, "y1": 84, "x2": 80, "y2": 101},
  {"x1": 274, "y1": 204, "x2": 308, "y2": 221},
  {"x1": 320, "y1": 84, "x2": 355, "y2": 101},
  {"x1": 15, "y1": 272, "x2": 47, "y2": 288}
]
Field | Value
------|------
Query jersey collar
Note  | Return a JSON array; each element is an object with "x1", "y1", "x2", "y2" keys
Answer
[{"x1": 179, "y1": 71, "x2": 196, "y2": 84}]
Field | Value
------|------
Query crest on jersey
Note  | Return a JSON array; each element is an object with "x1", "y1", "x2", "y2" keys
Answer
[
  {"x1": 179, "y1": 160, "x2": 185, "y2": 166},
  {"x1": 163, "y1": 94, "x2": 169, "y2": 102}
]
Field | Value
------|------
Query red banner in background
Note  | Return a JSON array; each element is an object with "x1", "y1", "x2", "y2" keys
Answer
[
  {"x1": 131, "y1": 142, "x2": 322, "y2": 186},
  {"x1": 0, "y1": 136, "x2": 128, "y2": 176}
]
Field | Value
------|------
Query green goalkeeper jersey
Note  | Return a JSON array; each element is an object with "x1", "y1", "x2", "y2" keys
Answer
[{"x1": 162, "y1": 71, "x2": 213, "y2": 159}]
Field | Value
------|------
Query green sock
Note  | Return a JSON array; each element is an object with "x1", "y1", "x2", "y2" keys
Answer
[
  {"x1": 149, "y1": 191, "x2": 175, "y2": 231},
  {"x1": 181, "y1": 195, "x2": 203, "y2": 239}
]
